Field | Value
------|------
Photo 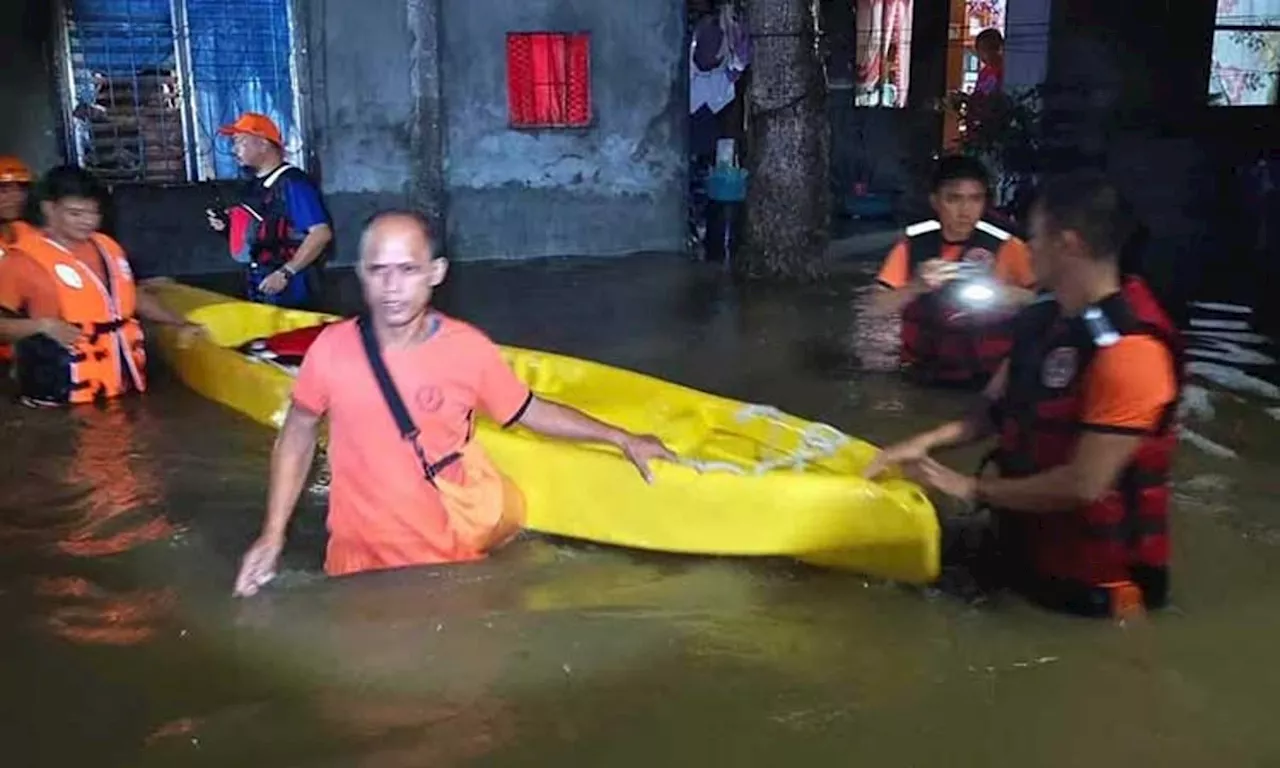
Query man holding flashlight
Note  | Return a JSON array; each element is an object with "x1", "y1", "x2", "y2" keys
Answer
[
  {"x1": 865, "y1": 171, "x2": 1182, "y2": 619},
  {"x1": 869, "y1": 155, "x2": 1038, "y2": 388}
]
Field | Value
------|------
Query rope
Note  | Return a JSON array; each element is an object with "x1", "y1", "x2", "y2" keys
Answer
[{"x1": 678, "y1": 403, "x2": 851, "y2": 476}]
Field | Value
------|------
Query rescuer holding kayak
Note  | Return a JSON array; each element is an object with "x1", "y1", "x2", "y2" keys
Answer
[
  {"x1": 233, "y1": 211, "x2": 677, "y2": 596},
  {"x1": 866, "y1": 171, "x2": 1183, "y2": 618},
  {"x1": 0, "y1": 165, "x2": 204, "y2": 407},
  {"x1": 206, "y1": 112, "x2": 332, "y2": 308},
  {"x1": 869, "y1": 155, "x2": 1038, "y2": 387}
]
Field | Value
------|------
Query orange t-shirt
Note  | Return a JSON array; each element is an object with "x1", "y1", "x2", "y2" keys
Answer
[
  {"x1": 0, "y1": 240, "x2": 112, "y2": 318},
  {"x1": 876, "y1": 236, "x2": 1035, "y2": 291},
  {"x1": 290, "y1": 315, "x2": 532, "y2": 572},
  {"x1": 1080, "y1": 335, "x2": 1178, "y2": 431},
  {"x1": 0, "y1": 220, "x2": 40, "y2": 250}
]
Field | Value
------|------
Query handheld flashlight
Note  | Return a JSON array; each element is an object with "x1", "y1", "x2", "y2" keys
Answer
[{"x1": 956, "y1": 280, "x2": 997, "y2": 305}]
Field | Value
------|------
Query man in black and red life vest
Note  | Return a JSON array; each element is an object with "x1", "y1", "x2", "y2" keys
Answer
[
  {"x1": 869, "y1": 155, "x2": 1038, "y2": 388},
  {"x1": 865, "y1": 171, "x2": 1184, "y2": 619},
  {"x1": 206, "y1": 113, "x2": 332, "y2": 309}
]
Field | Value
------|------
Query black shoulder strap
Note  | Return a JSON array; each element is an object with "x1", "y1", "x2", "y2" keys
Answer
[
  {"x1": 357, "y1": 314, "x2": 418, "y2": 440},
  {"x1": 355, "y1": 315, "x2": 461, "y2": 483}
]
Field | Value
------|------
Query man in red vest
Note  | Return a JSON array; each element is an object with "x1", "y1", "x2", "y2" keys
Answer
[
  {"x1": 869, "y1": 155, "x2": 1038, "y2": 388},
  {"x1": 866, "y1": 171, "x2": 1183, "y2": 618}
]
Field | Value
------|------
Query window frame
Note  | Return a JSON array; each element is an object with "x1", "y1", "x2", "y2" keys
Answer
[
  {"x1": 52, "y1": 0, "x2": 310, "y2": 185},
  {"x1": 1208, "y1": 2, "x2": 1280, "y2": 108},
  {"x1": 505, "y1": 30, "x2": 595, "y2": 131}
]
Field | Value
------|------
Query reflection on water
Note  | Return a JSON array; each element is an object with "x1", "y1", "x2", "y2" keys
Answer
[
  {"x1": 59, "y1": 406, "x2": 174, "y2": 558},
  {"x1": 2, "y1": 256, "x2": 1280, "y2": 766},
  {"x1": 37, "y1": 576, "x2": 177, "y2": 646}
]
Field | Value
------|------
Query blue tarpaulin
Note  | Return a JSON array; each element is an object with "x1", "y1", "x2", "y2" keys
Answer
[
  {"x1": 71, "y1": 0, "x2": 173, "y2": 75},
  {"x1": 184, "y1": 0, "x2": 297, "y2": 178},
  {"x1": 70, "y1": 0, "x2": 298, "y2": 180}
]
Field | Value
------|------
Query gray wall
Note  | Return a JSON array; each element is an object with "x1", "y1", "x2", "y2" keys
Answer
[
  {"x1": 31, "y1": 0, "x2": 685, "y2": 272},
  {"x1": 0, "y1": 0, "x2": 62, "y2": 175},
  {"x1": 439, "y1": 0, "x2": 687, "y2": 259}
]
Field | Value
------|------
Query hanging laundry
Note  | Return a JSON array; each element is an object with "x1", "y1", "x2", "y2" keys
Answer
[
  {"x1": 689, "y1": 6, "x2": 750, "y2": 115},
  {"x1": 690, "y1": 14, "x2": 735, "y2": 115},
  {"x1": 720, "y1": 4, "x2": 752, "y2": 84}
]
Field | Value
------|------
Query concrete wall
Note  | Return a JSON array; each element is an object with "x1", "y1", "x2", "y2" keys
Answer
[
  {"x1": 8, "y1": 0, "x2": 688, "y2": 274},
  {"x1": 438, "y1": 0, "x2": 686, "y2": 259},
  {"x1": 0, "y1": 0, "x2": 62, "y2": 177}
]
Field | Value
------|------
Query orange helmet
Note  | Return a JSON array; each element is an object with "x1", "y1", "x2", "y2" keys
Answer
[{"x1": 0, "y1": 156, "x2": 32, "y2": 184}]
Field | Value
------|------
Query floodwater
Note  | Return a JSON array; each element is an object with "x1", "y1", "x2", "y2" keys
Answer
[{"x1": 3, "y1": 254, "x2": 1280, "y2": 767}]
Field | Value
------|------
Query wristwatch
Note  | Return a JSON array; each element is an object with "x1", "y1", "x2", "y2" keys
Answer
[{"x1": 279, "y1": 264, "x2": 297, "y2": 279}]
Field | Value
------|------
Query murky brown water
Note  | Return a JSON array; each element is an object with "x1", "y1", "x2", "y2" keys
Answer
[{"x1": 3, "y1": 255, "x2": 1279, "y2": 767}]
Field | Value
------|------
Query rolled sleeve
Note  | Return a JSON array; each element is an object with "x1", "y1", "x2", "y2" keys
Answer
[
  {"x1": 280, "y1": 176, "x2": 331, "y2": 234},
  {"x1": 1080, "y1": 336, "x2": 1177, "y2": 433},
  {"x1": 994, "y1": 238, "x2": 1036, "y2": 289},
  {"x1": 290, "y1": 326, "x2": 334, "y2": 415},
  {"x1": 876, "y1": 241, "x2": 911, "y2": 289},
  {"x1": 475, "y1": 336, "x2": 532, "y2": 427}
]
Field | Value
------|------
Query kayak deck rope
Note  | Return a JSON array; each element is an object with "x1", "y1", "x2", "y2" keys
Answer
[
  {"x1": 677, "y1": 404, "x2": 851, "y2": 476},
  {"x1": 258, "y1": 355, "x2": 851, "y2": 477}
]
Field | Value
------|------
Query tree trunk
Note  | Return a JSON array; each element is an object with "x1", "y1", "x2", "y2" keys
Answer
[{"x1": 735, "y1": 0, "x2": 831, "y2": 281}]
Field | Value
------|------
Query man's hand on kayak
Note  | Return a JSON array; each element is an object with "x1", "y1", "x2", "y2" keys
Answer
[
  {"x1": 515, "y1": 397, "x2": 677, "y2": 483},
  {"x1": 902, "y1": 457, "x2": 977, "y2": 503},
  {"x1": 863, "y1": 436, "x2": 933, "y2": 480},
  {"x1": 233, "y1": 533, "x2": 284, "y2": 597},
  {"x1": 618, "y1": 433, "x2": 677, "y2": 484}
]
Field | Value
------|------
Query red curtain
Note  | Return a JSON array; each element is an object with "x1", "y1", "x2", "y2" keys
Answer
[{"x1": 507, "y1": 33, "x2": 591, "y2": 126}]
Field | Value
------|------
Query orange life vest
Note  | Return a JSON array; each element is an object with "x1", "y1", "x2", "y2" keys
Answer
[
  {"x1": 0, "y1": 221, "x2": 40, "y2": 363},
  {"x1": 989, "y1": 276, "x2": 1182, "y2": 614},
  {"x1": 16, "y1": 233, "x2": 146, "y2": 404},
  {"x1": 899, "y1": 219, "x2": 1021, "y2": 388}
]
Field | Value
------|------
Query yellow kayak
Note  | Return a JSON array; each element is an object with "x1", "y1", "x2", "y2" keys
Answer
[{"x1": 147, "y1": 281, "x2": 940, "y2": 583}]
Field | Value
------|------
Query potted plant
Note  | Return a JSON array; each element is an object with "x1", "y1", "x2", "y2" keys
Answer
[{"x1": 943, "y1": 84, "x2": 1044, "y2": 224}]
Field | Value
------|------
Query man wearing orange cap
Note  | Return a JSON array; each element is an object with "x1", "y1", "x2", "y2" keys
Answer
[
  {"x1": 0, "y1": 155, "x2": 40, "y2": 364},
  {"x1": 0, "y1": 156, "x2": 40, "y2": 251},
  {"x1": 207, "y1": 113, "x2": 332, "y2": 308}
]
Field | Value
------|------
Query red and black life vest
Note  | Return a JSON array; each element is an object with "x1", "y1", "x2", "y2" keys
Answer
[
  {"x1": 989, "y1": 276, "x2": 1183, "y2": 609},
  {"x1": 899, "y1": 219, "x2": 1019, "y2": 388},
  {"x1": 227, "y1": 164, "x2": 308, "y2": 267},
  {"x1": 239, "y1": 322, "x2": 331, "y2": 369}
]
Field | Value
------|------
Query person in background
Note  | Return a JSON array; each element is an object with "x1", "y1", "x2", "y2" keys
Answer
[
  {"x1": 233, "y1": 211, "x2": 677, "y2": 596},
  {"x1": 0, "y1": 155, "x2": 39, "y2": 249},
  {"x1": 0, "y1": 155, "x2": 39, "y2": 364},
  {"x1": 868, "y1": 155, "x2": 1037, "y2": 388},
  {"x1": 865, "y1": 171, "x2": 1183, "y2": 619},
  {"x1": 206, "y1": 113, "x2": 332, "y2": 308},
  {"x1": 973, "y1": 28, "x2": 1005, "y2": 96},
  {"x1": 0, "y1": 165, "x2": 203, "y2": 407}
]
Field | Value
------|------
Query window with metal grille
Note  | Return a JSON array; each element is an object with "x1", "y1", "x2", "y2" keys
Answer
[
  {"x1": 1209, "y1": 0, "x2": 1280, "y2": 106},
  {"x1": 506, "y1": 32, "x2": 592, "y2": 128},
  {"x1": 56, "y1": 0, "x2": 303, "y2": 184}
]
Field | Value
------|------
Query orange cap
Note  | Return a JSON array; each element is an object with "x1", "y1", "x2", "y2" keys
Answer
[
  {"x1": 0, "y1": 156, "x2": 32, "y2": 183},
  {"x1": 218, "y1": 112, "x2": 283, "y2": 146}
]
